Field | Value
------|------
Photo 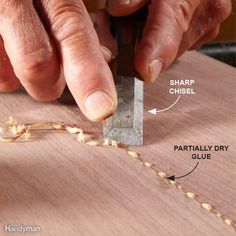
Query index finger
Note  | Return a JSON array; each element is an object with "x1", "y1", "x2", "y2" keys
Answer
[{"x1": 39, "y1": 0, "x2": 118, "y2": 121}]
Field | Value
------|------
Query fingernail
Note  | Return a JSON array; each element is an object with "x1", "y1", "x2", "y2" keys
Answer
[
  {"x1": 101, "y1": 46, "x2": 114, "y2": 63},
  {"x1": 84, "y1": 90, "x2": 115, "y2": 121},
  {"x1": 119, "y1": 0, "x2": 131, "y2": 5},
  {"x1": 149, "y1": 59, "x2": 163, "y2": 82},
  {"x1": 109, "y1": 0, "x2": 131, "y2": 7}
]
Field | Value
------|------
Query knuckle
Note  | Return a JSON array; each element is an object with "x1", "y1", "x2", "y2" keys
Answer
[
  {"x1": 0, "y1": 0, "x2": 30, "y2": 17},
  {"x1": 49, "y1": 2, "x2": 94, "y2": 42},
  {"x1": 177, "y1": 0, "x2": 194, "y2": 30},
  {"x1": 141, "y1": 30, "x2": 179, "y2": 69},
  {"x1": 165, "y1": 0, "x2": 193, "y2": 32},
  {"x1": 15, "y1": 47, "x2": 53, "y2": 83},
  {"x1": 214, "y1": 0, "x2": 232, "y2": 21}
]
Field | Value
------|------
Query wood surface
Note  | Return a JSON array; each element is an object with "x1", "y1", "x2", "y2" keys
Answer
[{"x1": 0, "y1": 52, "x2": 235, "y2": 236}]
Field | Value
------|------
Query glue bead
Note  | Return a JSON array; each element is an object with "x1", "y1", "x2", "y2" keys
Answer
[
  {"x1": 24, "y1": 131, "x2": 31, "y2": 140},
  {"x1": 201, "y1": 203, "x2": 213, "y2": 211},
  {"x1": 86, "y1": 140, "x2": 100, "y2": 146},
  {"x1": 224, "y1": 219, "x2": 233, "y2": 226},
  {"x1": 77, "y1": 130, "x2": 86, "y2": 143},
  {"x1": 52, "y1": 123, "x2": 63, "y2": 130},
  {"x1": 158, "y1": 172, "x2": 166, "y2": 178},
  {"x1": 127, "y1": 151, "x2": 139, "y2": 158},
  {"x1": 111, "y1": 140, "x2": 118, "y2": 148},
  {"x1": 103, "y1": 138, "x2": 110, "y2": 146},
  {"x1": 144, "y1": 162, "x2": 152, "y2": 168},
  {"x1": 66, "y1": 126, "x2": 82, "y2": 134},
  {"x1": 185, "y1": 192, "x2": 196, "y2": 199},
  {"x1": 7, "y1": 117, "x2": 17, "y2": 126}
]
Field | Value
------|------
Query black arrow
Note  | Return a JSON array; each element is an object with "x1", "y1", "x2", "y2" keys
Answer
[{"x1": 167, "y1": 162, "x2": 199, "y2": 181}]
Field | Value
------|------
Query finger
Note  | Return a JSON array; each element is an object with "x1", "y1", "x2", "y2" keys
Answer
[
  {"x1": 0, "y1": 0, "x2": 65, "y2": 101},
  {"x1": 176, "y1": 25, "x2": 220, "y2": 57},
  {"x1": 41, "y1": 0, "x2": 117, "y2": 122},
  {"x1": 90, "y1": 10, "x2": 117, "y2": 63},
  {"x1": 0, "y1": 36, "x2": 20, "y2": 92},
  {"x1": 108, "y1": 0, "x2": 148, "y2": 16},
  {"x1": 177, "y1": 0, "x2": 231, "y2": 57},
  {"x1": 177, "y1": 21, "x2": 221, "y2": 56},
  {"x1": 189, "y1": 25, "x2": 220, "y2": 50},
  {"x1": 135, "y1": 0, "x2": 199, "y2": 82}
]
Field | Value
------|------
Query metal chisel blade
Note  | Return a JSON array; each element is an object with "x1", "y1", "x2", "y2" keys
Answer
[
  {"x1": 103, "y1": 43, "x2": 143, "y2": 146},
  {"x1": 103, "y1": 76, "x2": 143, "y2": 146}
]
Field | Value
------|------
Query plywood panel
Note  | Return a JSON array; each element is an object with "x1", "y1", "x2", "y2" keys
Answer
[{"x1": 0, "y1": 52, "x2": 235, "y2": 236}]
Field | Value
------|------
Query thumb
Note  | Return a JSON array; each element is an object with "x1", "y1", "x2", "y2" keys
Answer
[{"x1": 135, "y1": 0, "x2": 198, "y2": 82}]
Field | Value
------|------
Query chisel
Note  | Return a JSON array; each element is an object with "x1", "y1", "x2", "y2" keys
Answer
[
  {"x1": 83, "y1": 0, "x2": 149, "y2": 146},
  {"x1": 103, "y1": 4, "x2": 149, "y2": 146}
]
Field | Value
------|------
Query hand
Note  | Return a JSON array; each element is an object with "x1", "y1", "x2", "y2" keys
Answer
[
  {"x1": 0, "y1": 0, "x2": 118, "y2": 122},
  {"x1": 104, "y1": 0, "x2": 232, "y2": 82},
  {"x1": 0, "y1": 1, "x2": 231, "y2": 122}
]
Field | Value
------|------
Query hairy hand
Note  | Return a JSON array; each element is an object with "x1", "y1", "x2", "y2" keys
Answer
[
  {"x1": 0, "y1": 0, "x2": 231, "y2": 121},
  {"x1": 0, "y1": 0, "x2": 118, "y2": 121},
  {"x1": 105, "y1": 0, "x2": 232, "y2": 82}
]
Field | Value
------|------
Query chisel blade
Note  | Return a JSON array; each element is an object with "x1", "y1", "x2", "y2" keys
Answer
[
  {"x1": 103, "y1": 76, "x2": 143, "y2": 146},
  {"x1": 103, "y1": 5, "x2": 149, "y2": 146}
]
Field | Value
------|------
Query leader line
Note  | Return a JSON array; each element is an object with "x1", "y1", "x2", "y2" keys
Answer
[
  {"x1": 167, "y1": 162, "x2": 199, "y2": 181},
  {"x1": 148, "y1": 95, "x2": 181, "y2": 115}
]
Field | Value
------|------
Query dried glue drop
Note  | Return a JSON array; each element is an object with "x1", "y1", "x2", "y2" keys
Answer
[
  {"x1": 185, "y1": 192, "x2": 196, "y2": 199},
  {"x1": 16, "y1": 125, "x2": 26, "y2": 134},
  {"x1": 0, "y1": 137, "x2": 13, "y2": 142},
  {"x1": 0, "y1": 135, "x2": 20, "y2": 142},
  {"x1": 224, "y1": 219, "x2": 233, "y2": 226},
  {"x1": 52, "y1": 123, "x2": 63, "y2": 130},
  {"x1": 24, "y1": 131, "x2": 31, "y2": 140},
  {"x1": 7, "y1": 117, "x2": 17, "y2": 126},
  {"x1": 66, "y1": 126, "x2": 82, "y2": 134},
  {"x1": 111, "y1": 140, "x2": 118, "y2": 148},
  {"x1": 127, "y1": 151, "x2": 139, "y2": 158},
  {"x1": 144, "y1": 162, "x2": 152, "y2": 168},
  {"x1": 9, "y1": 126, "x2": 18, "y2": 135},
  {"x1": 103, "y1": 138, "x2": 110, "y2": 146},
  {"x1": 77, "y1": 130, "x2": 85, "y2": 143},
  {"x1": 157, "y1": 172, "x2": 167, "y2": 178},
  {"x1": 201, "y1": 203, "x2": 213, "y2": 211},
  {"x1": 86, "y1": 140, "x2": 100, "y2": 146}
]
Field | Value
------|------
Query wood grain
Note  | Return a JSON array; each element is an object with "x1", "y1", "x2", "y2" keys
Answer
[{"x1": 0, "y1": 52, "x2": 235, "y2": 236}]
